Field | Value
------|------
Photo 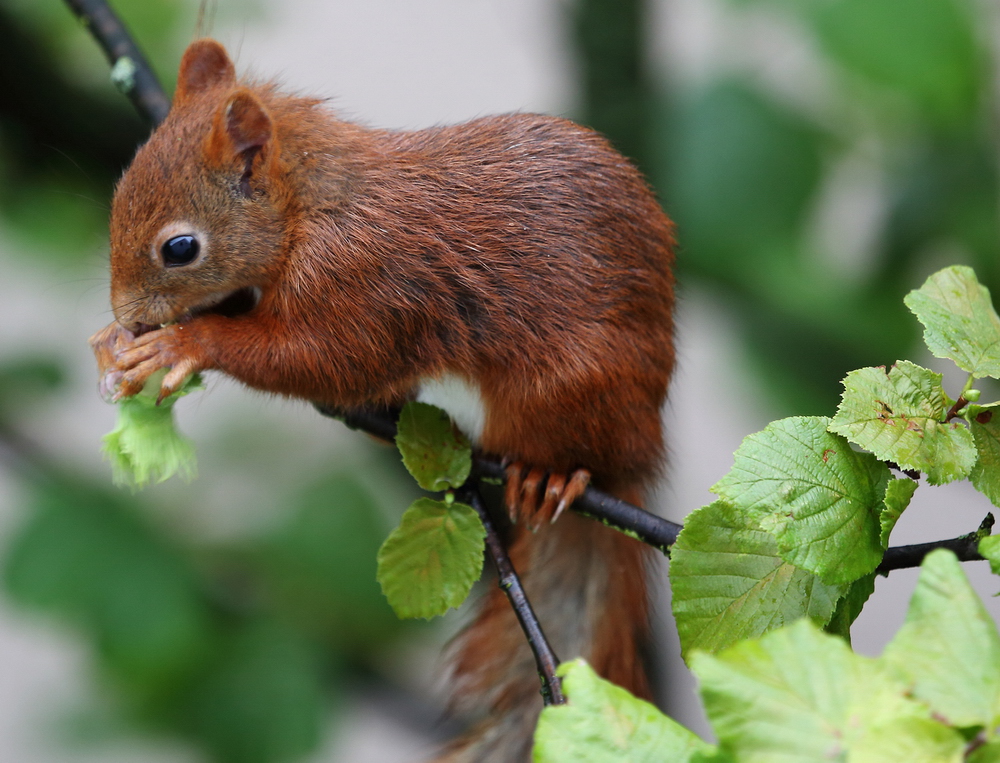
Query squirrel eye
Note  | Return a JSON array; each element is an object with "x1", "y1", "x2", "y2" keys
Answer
[{"x1": 161, "y1": 234, "x2": 200, "y2": 267}]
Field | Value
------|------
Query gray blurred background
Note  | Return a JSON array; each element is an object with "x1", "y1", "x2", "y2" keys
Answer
[{"x1": 0, "y1": 0, "x2": 998, "y2": 760}]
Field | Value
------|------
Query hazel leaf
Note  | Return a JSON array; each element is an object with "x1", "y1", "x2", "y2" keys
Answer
[
  {"x1": 904, "y1": 266, "x2": 1000, "y2": 379},
  {"x1": 396, "y1": 402, "x2": 472, "y2": 492},
  {"x1": 825, "y1": 573, "x2": 876, "y2": 644},
  {"x1": 712, "y1": 416, "x2": 889, "y2": 584},
  {"x1": 376, "y1": 498, "x2": 484, "y2": 620},
  {"x1": 829, "y1": 361, "x2": 976, "y2": 485},
  {"x1": 979, "y1": 535, "x2": 1000, "y2": 577},
  {"x1": 692, "y1": 619, "x2": 963, "y2": 763},
  {"x1": 533, "y1": 659, "x2": 714, "y2": 763},
  {"x1": 670, "y1": 500, "x2": 845, "y2": 658},
  {"x1": 882, "y1": 549, "x2": 1000, "y2": 731},
  {"x1": 880, "y1": 477, "x2": 919, "y2": 548},
  {"x1": 971, "y1": 405, "x2": 1000, "y2": 509}
]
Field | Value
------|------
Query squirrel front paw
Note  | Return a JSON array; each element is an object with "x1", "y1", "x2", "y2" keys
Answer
[
  {"x1": 504, "y1": 462, "x2": 591, "y2": 531},
  {"x1": 112, "y1": 324, "x2": 208, "y2": 403}
]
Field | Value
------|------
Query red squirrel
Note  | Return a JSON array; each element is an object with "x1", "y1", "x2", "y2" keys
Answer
[{"x1": 91, "y1": 39, "x2": 675, "y2": 762}]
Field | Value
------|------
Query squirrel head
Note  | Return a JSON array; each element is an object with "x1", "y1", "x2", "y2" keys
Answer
[{"x1": 109, "y1": 39, "x2": 287, "y2": 331}]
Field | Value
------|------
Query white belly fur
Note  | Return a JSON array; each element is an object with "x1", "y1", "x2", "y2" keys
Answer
[{"x1": 416, "y1": 373, "x2": 488, "y2": 445}]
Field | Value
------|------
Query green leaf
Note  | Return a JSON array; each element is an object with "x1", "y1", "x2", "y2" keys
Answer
[
  {"x1": 971, "y1": 405, "x2": 1000, "y2": 509},
  {"x1": 825, "y1": 573, "x2": 876, "y2": 644},
  {"x1": 712, "y1": 416, "x2": 889, "y2": 583},
  {"x1": 904, "y1": 266, "x2": 1000, "y2": 378},
  {"x1": 829, "y1": 361, "x2": 976, "y2": 485},
  {"x1": 670, "y1": 501, "x2": 845, "y2": 658},
  {"x1": 979, "y1": 535, "x2": 1000, "y2": 576},
  {"x1": 102, "y1": 370, "x2": 203, "y2": 489},
  {"x1": 692, "y1": 619, "x2": 963, "y2": 763},
  {"x1": 882, "y1": 549, "x2": 1000, "y2": 730},
  {"x1": 807, "y1": 0, "x2": 982, "y2": 128},
  {"x1": 376, "y1": 498, "x2": 485, "y2": 619},
  {"x1": 969, "y1": 741, "x2": 1000, "y2": 763},
  {"x1": 533, "y1": 659, "x2": 714, "y2": 763},
  {"x1": 850, "y1": 717, "x2": 967, "y2": 763},
  {"x1": 880, "y1": 477, "x2": 919, "y2": 547},
  {"x1": 395, "y1": 402, "x2": 472, "y2": 492}
]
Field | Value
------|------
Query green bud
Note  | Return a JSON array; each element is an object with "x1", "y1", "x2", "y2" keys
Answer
[{"x1": 102, "y1": 370, "x2": 203, "y2": 490}]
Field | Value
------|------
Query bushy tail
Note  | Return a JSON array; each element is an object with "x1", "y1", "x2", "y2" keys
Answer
[{"x1": 437, "y1": 492, "x2": 652, "y2": 762}]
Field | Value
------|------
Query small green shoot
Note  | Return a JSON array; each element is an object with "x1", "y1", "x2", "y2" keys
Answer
[{"x1": 102, "y1": 369, "x2": 202, "y2": 489}]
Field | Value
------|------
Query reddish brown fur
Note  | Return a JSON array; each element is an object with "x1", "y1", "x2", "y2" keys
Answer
[{"x1": 96, "y1": 40, "x2": 675, "y2": 761}]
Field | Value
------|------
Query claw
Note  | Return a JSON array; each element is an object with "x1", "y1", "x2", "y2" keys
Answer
[
  {"x1": 505, "y1": 462, "x2": 525, "y2": 523},
  {"x1": 116, "y1": 355, "x2": 165, "y2": 400},
  {"x1": 520, "y1": 467, "x2": 546, "y2": 531},
  {"x1": 503, "y1": 463, "x2": 591, "y2": 529},
  {"x1": 90, "y1": 321, "x2": 136, "y2": 379},
  {"x1": 553, "y1": 469, "x2": 590, "y2": 523},
  {"x1": 157, "y1": 359, "x2": 198, "y2": 404},
  {"x1": 537, "y1": 472, "x2": 566, "y2": 526},
  {"x1": 99, "y1": 370, "x2": 123, "y2": 403}
]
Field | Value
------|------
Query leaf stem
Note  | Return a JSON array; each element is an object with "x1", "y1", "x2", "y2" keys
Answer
[
  {"x1": 946, "y1": 373, "x2": 978, "y2": 421},
  {"x1": 961, "y1": 372, "x2": 977, "y2": 398}
]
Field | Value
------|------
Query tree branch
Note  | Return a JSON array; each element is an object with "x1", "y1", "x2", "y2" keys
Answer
[
  {"x1": 876, "y1": 513, "x2": 992, "y2": 574},
  {"x1": 324, "y1": 404, "x2": 682, "y2": 551},
  {"x1": 326, "y1": 405, "x2": 999, "y2": 575},
  {"x1": 456, "y1": 485, "x2": 566, "y2": 706},
  {"x1": 62, "y1": 0, "x2": 170, "y2": 125}
]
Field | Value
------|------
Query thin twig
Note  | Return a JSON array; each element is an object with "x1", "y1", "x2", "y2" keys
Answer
[
  {"x1": 456, "y1": 485, "x2": 565, "y2": 706},
  {"x1": 62, "y1": 0, "x2": 170, "y2": 125},
  {"x1": 877, "y1": 514, "x2": 993, "y2": 574},
  {"x1": 326, "y1": 404, "x2": 1000, "y2": 574},
  {"x1": 324, "y1": 404, "x2": 683, "y2": 551}
]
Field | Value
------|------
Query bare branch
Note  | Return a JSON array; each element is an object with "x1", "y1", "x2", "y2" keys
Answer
[
  {"x1": 324, "y1": 404, "x2": 999, "y2": 575},
  {"x1": 457, "y1": 486, "x2": 565, "y2": 706},
  {"x1": 876, "y1": 514, "x2": 992, "y2": 574},
  {"x1": 323, "y1": 404, "x2": 683, "y2": 551},
  {"x1": 62, "y1": 0, "x2": 170, "y2": 125}
]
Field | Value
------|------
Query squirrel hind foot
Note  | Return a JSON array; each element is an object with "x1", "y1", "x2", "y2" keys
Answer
[{"x1": 504, "y1": 462, "x2": 590, "y2": 531}]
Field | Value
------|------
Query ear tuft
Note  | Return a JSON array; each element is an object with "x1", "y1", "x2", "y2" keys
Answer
[
  {"x1": 225, "y1": 91, "x2": 272, "y2": 154},
  {"x1": 175, "y1": 39, "x2": 236, "y2": 102}
]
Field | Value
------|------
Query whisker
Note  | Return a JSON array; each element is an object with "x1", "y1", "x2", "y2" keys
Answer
[{"x1": 41, "y1": 143, "x2": 92, "y2": 181}]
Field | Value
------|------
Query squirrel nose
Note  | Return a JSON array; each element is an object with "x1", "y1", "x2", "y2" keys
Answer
[
  {"x1": 129, "y1": 323, "x2": 159, "y2": 337},
  {"x1": 111, "y1": 289, "x2": 155, "y2": 332}
]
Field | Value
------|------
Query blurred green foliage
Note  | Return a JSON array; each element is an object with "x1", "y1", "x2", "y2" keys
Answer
[
  {"x1": 0, "y1": 436, "x2": 404, "y2": 761},
  {"x1": 575, "y1": 0, "x2": 998, "y2": 415}
]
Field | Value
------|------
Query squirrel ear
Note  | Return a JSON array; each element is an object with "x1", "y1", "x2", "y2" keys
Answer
[
  {"x1": 207, "y1": 90, "x2": 273, "y2": 195},
  {"x1": 175, "y1": 39, "x2": 235, "y2": 102},
  {"x1": 224, "y1": 91, "x2": 272, "y2": 154}
]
